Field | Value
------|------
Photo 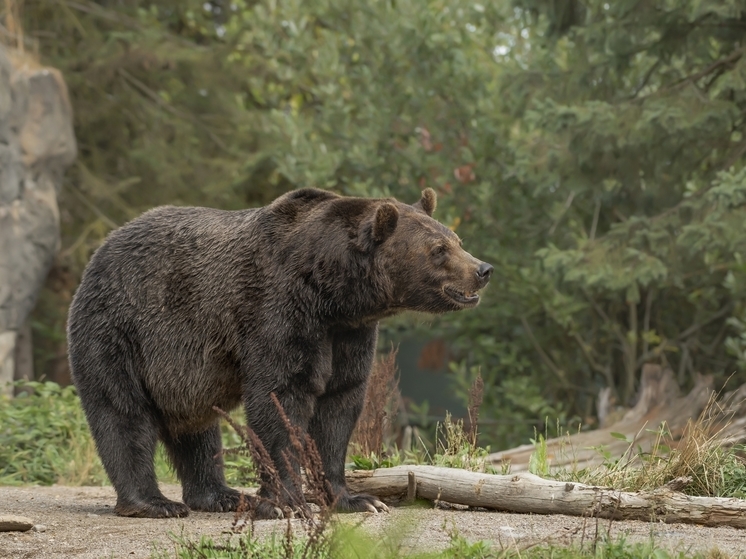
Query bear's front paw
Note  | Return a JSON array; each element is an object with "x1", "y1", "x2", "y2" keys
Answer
[
  {"x1": 185, "y1": 487, "x2": 244, "y2": 513},
  {"x1": 334, "y1": 492, "x2": 389, "y2": 514}
]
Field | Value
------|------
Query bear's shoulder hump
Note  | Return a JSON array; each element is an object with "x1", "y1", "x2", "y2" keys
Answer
[{"x1": 274, "y1": 188, "x2": 339, "y2": 207}]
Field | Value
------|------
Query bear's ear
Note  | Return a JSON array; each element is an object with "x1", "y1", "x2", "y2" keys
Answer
[
  {"x1": 413, "y1": 188, "x2": 437, "y2": 216},
  {"x1": 373, "y1": 203, "x2": 399, "y2": 243}
]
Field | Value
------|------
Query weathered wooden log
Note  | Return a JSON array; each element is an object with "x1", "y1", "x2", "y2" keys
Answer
[{"x1": 346, "y1": 465, "x2": 746, "y2": 529}]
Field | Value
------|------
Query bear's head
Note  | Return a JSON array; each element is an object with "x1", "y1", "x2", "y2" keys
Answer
[{"x1": 370, "y1": 188, "x2": 493, "y2": 314}]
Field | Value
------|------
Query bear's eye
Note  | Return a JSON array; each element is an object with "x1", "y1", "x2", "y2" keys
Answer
[{"x1": 432, "y1": 245, "x2": 447, "y2": 257}]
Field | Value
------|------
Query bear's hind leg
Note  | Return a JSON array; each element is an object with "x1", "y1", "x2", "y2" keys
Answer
[
  {"x1": 85, "y1": 402, "x2": 189, "y2": 518},
  {"x1": 162, "y1": 425, "x2": 243, "y2": 513}
]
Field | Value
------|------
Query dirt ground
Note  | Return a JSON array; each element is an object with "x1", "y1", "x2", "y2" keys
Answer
[{"x1": 1, "y1": 484, "x2": 745, "y2": 558}]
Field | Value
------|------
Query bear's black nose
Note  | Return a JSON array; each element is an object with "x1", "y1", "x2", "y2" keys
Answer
[{"x1": 477, "y1": 262, "x2": 494, "y2": 281}]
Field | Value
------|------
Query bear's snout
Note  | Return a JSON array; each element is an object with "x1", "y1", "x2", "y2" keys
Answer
[{"x1": 476, "y1": 262, "x2": 493, "y2": 284}]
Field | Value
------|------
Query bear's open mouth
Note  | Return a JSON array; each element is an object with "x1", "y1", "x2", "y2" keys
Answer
[{"x1": 444, "y1": 286, "x2": 480, "y2": 306}]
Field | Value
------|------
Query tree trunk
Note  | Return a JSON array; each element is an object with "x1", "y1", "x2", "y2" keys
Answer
[{"x1": 346, "y1": 465, "x2": 746, "y2": 529}]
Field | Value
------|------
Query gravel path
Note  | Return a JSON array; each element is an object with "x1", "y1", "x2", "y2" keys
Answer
[{"x1": 1, "y1": 485, "x2": 744, "y2": 558}]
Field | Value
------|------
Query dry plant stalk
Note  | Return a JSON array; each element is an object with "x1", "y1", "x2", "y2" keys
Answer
[
  {"x1": 351, "y1": 346, "x2": 401, "y2": 456},
  {"x1": 214, "y1": 398, "x2": 337, "y2": 558},
  {"x1": 466, "y1": 372, "x2": 484, "y2": 447},
  {"x1": 269, "y1": 393, "x2": 334, "y2": 511},
  {"x1": 656, "y1": 391, "x2": 738, "y2": 496}
]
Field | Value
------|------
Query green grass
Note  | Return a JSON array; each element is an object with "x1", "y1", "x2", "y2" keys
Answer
[
  {"x1": 0, "y1": 381, "x2": 109, "y2": 485},
  {"x1": 0, "y1": 381, "x2": 252, "y2": 486},
  {"x1": 350, "y1": 412, "x2": 499, "y2": 474},
  {"x1": 152, "y1": 526, "x2": 729, "y2": 559},
  {"x1": 152, "y1": 531, "x2": 323, "y2": 559}
]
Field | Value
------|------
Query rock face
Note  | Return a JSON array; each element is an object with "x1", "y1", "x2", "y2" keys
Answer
[{"x1": 0, "y1": 46, "x2": 77, "y2": 395}]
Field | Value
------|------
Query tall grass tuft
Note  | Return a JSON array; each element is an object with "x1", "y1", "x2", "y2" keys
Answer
[
  {"x1": 430, "y1": 373, "x2": 492, "y2": 472},
  {"x1": 556, "y1": 394, "x2": 746, "y2": 498}
]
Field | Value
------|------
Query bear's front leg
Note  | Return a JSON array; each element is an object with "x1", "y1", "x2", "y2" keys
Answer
[
  {"x1": 308, "y1": 325, "x2": 389, "y2": 514},
  {"x1": 244, "y1": 382, "x2": 317, "y2": 519}
]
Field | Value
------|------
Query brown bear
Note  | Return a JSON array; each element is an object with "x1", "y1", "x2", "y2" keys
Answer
[{"x1": 67, "y1": 188, "x2": 492, "y2": 518}]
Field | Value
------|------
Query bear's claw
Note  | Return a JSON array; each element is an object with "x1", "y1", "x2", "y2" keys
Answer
[
  {"x1": 334, "y1": 492, "x2": 390, "y2": 514},
  {"x1": 372, "y1": 499, "x2": 389, "y2": 512},
  {"x1": 253, "y1": 500, "x2": 295, "y2": 520},
  {"x1": 363, "y1": 499, "x2": 389, "y2": 513}
]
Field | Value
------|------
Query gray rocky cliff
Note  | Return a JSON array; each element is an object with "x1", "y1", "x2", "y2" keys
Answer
[{"x1": 0, "y1": 46, "x2": 77, "y2": 395}]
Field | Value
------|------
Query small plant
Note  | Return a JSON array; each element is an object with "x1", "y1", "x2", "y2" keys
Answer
[
  {"x1": 443, "y1": 529, "x2": 493, "y2": 559},
  {"x1": 220, "y1": 409, "x2": 258, "y2": 486},
  {"x1": 152, "y1": 531, "x2": 313, "y2": 559},
  {"x1": 528, "y1": 432, "x2": 550, "y2": 478},
  {"x1": 431, "y1": 412, "x2": 492, "y2": 472},
  {"x1": 431, "y1": 374, "x2": 493, "y2": 473},
  {"x1": 349, "y1": 372, "x2": 493, "y2": 473},
  {"x1": 352, "y1": 371, "x2": 493, "y2": 473},
  {"x1": 350, "y1": 452, "x2": 404, "y2": 470}
]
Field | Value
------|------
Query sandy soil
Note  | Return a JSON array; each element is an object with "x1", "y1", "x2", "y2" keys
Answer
[{"x1": 1, "y1": 484, "x2": 744, "y2": 558}]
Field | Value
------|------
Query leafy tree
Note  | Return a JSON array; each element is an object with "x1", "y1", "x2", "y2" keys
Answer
[
  {"x1": 451, "y1": 0, "x2": 746, "y2": 445},
  {"x1": 422, "y1": 0, "x2": 746, "y2": 444}
]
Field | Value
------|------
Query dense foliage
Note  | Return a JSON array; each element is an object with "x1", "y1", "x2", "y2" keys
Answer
[{"x1": 8, "y1": 0, "x2": 746, "y2": 448}]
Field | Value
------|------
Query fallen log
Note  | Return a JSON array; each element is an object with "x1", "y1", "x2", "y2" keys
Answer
[{"x1": 346, "y1": 465, "x2": 746, "y2": 529}]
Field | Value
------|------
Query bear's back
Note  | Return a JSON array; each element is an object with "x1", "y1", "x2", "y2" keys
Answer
[{"x1": 70, "y1": 206, "x2": 262, "y2": 325}]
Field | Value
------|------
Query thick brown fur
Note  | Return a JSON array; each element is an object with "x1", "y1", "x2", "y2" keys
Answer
[{"x1": 67, "y1": 188, "x2": 493, "y2": 518}]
